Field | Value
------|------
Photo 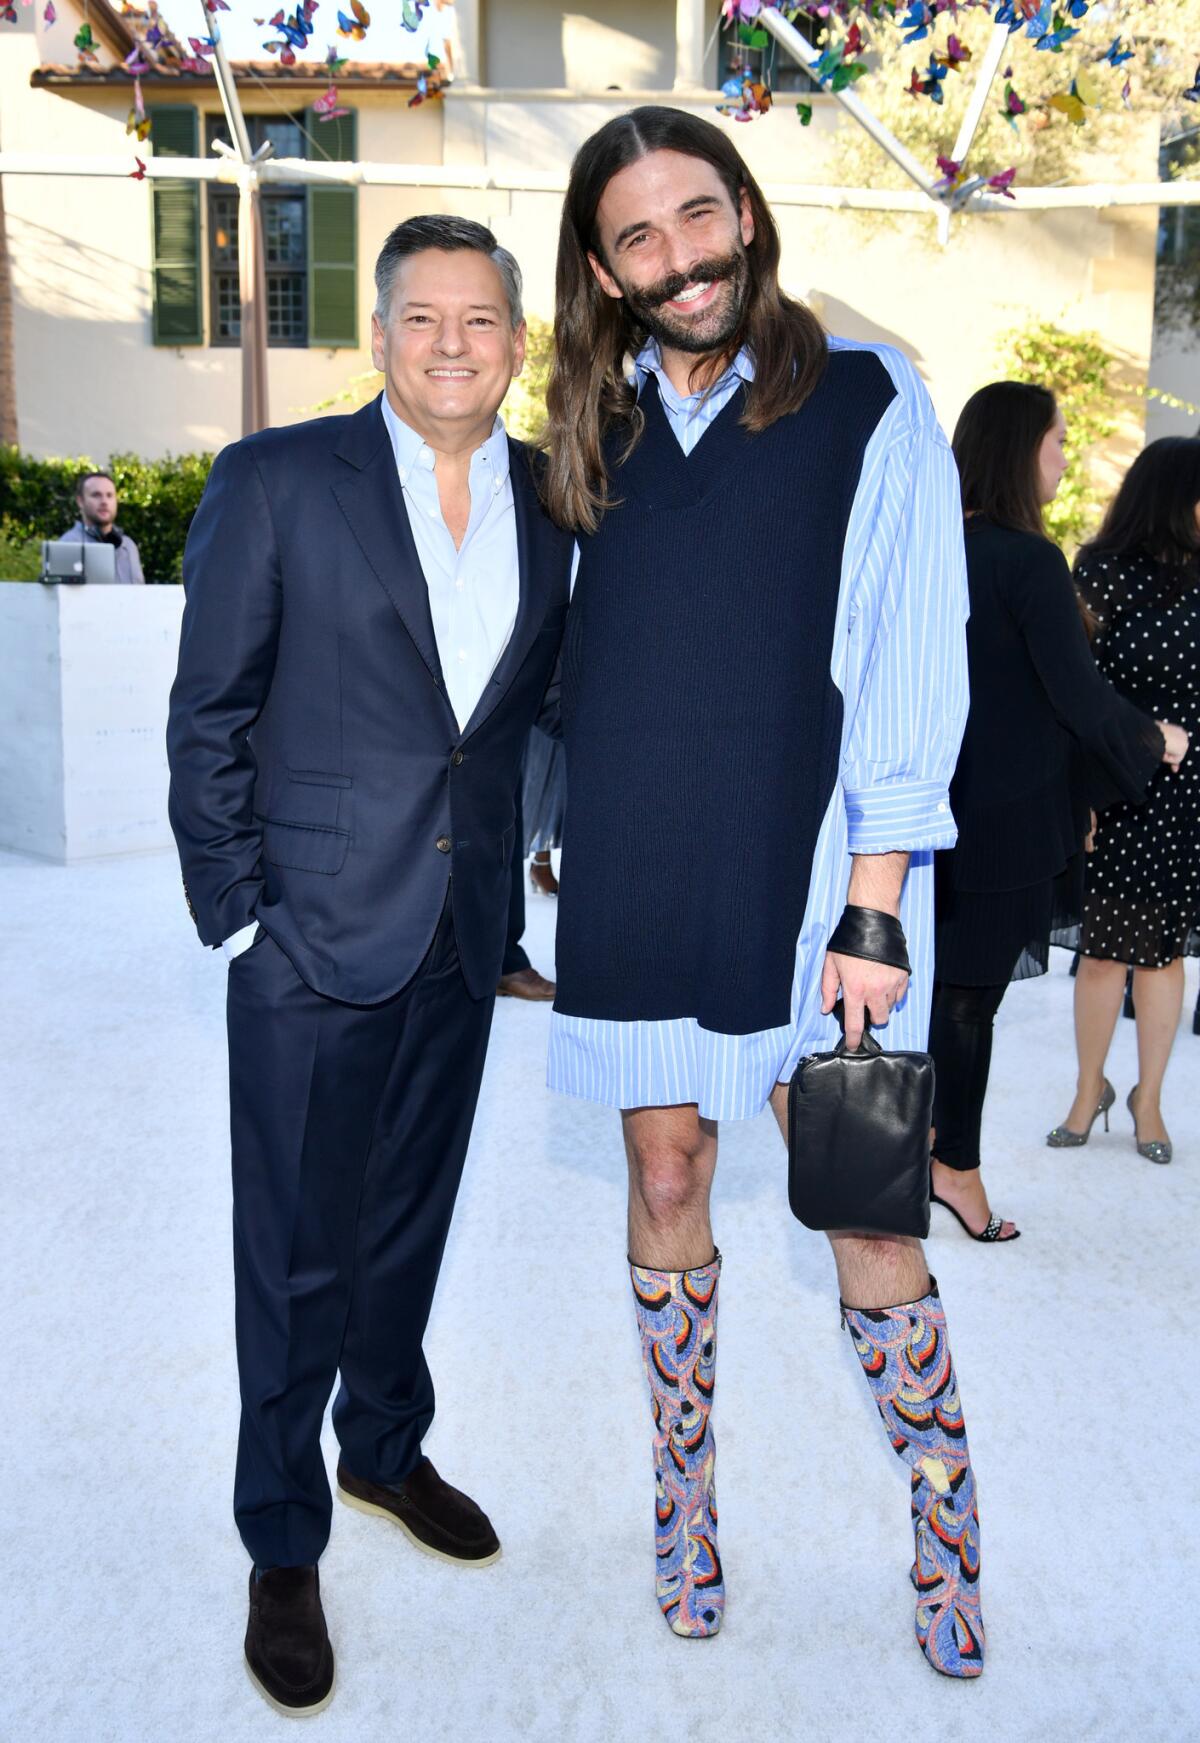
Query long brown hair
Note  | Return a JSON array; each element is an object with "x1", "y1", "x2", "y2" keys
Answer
[
  {"x1": 951, "y1": 380, "x2": 1057, "y2": 539},
  {"x1": 541, "y1": 106, "x2": 828, "y2": 533}
]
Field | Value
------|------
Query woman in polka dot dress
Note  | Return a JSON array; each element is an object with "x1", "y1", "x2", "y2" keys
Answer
[{"x1": 1051, "y1": 438, "x2": 1199, "y2": 1162}]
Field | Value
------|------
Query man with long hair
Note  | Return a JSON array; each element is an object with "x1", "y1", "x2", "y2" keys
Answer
[{"x1": 541, "y1": 107, "x2": 982, "y2": 1677}]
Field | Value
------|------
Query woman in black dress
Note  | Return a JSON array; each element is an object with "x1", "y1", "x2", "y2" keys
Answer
[
  {"x1": 1050, "y1": 439, "x2": 1199, "y2": 1162},
  {"x1": 930, "y1": 383, "x2": 1171, "y2": 1241}
]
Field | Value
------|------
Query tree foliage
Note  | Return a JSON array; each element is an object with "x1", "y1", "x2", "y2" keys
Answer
[
  {"x1": 994, "y1": 319, "x2": 1122, "y2": 552},
  {"x1": 782, "y1": 1, "x2": 1198, "y2": 192}
]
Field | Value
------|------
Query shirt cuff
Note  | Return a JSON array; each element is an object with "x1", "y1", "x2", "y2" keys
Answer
[
  {"x1": 843, "y1": 780, "x2": 958, "y2": 853},
  {"x1": 222, "y1": 920, "x2": 260, "y2": 961}
]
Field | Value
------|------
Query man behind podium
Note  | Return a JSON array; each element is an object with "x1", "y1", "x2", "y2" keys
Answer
[
  {"x1": 167, "y1": 215, "x2": 572, "y2": 1716},
  {"x1": 60, "y1": 471, "x2": 145, "y2": 583}
]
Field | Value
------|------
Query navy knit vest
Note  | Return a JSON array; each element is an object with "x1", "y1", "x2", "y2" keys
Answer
[{"x1": 556, "y1": 349, "x2": 898, "y2": 1036}]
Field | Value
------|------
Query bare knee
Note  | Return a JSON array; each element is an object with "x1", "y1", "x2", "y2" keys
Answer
[{"x1": 629, "y1": 1134, "x2": 712, "y2": 1230}]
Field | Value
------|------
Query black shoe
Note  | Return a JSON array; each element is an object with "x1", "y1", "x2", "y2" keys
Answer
[
  {"x1": 244, "y1": 1565, "x2": 335, "y2": 1717},
  {"x1": 337, "y1": 1456, "x2": 501, "y2": 1566}
]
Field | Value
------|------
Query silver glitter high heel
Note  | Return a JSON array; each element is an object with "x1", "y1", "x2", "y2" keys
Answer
[
  {"x1": 1126, "y1": 1086, "x2": 1173, "y2": 1165},
  {"x1": 1046, "y1": 1078, "x2": 1115, "y2": 1147}
]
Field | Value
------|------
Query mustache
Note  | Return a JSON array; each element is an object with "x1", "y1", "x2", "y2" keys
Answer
[{"x1": 628, "y1": 251, "x2": 744, "y2": 311}]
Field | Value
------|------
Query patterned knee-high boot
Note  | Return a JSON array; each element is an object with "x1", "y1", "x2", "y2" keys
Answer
[
  {"x1": 842, "y1": 1277, "x2": 984, "y2": 1678},
  {"x1": 630, "y1": 1253, "x2": 724, "y2": 1638}
]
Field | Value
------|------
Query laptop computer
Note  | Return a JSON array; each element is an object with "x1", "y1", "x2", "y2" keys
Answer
[{"x1": 40, "y1": 539, "x2": 117, "y2": 584}]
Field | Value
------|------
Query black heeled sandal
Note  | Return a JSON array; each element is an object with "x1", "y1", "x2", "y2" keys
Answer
[{"x1": 930, "y1": 1168, "x2": 1020, "y2": 1243}]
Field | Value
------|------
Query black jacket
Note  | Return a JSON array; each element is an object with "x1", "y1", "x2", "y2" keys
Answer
[
  {"x1": 946, "y1": 517, "x2": 1162, "y2": 892},
  {"x1": 166, "y1": 394, "x2": 572, "y2": 1003}
]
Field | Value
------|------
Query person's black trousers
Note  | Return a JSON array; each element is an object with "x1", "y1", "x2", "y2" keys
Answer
[
  {"x1": 225, "y1": 895, "x2": 495, "y2": 1569},
  {"x1": 928, "y1": 980, "x2": 1010, "y2": 1171}
]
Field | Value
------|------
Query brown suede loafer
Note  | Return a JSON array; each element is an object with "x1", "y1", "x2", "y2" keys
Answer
[
  {"x1": 336, "y1": 1457, "x2": 501, "y2": 1567},
  {"x1": 496, "y1": 967, "x2": 555, "y2": 1000},
  {"x1": 244, "y1": 1565, "x2": 335, "y2": 1718}
]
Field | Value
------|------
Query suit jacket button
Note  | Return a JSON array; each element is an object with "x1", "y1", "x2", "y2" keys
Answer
[
  {"x1": 450, "y1": 750, "x2": 464, "y2": 767},
  {"x1": 436, "y1": 835, "x2": 452, "y2": 854}
]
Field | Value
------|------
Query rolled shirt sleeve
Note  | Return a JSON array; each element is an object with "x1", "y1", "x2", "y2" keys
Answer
[{"x1": 839, "y1": 407, "x2": 969, "y2": 855}]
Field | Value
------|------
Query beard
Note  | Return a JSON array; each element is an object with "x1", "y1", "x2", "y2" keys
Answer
[{"x1": 616, "y1": 246, "x2": 750, "y2": 357}]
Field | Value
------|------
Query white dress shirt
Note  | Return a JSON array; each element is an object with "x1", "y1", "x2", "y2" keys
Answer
[{"x1": 223, "y1": 395, "x2": 521, "y2": 961}]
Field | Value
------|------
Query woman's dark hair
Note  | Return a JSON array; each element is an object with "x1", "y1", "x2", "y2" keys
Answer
[
  {"x1": 1080, "y1": 437, "x2": 1200, "y2": 607},
  {"x1": 541, "y1": 105, "x2": 828, "y2": 532},
  {"x1": 951, "y1": 380, "x2": 1058, "y2": 539}
]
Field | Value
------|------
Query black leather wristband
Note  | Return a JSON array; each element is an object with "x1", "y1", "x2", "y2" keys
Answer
[{"x1": 828, "y1": 904, "x2": 912, "y2": 975}]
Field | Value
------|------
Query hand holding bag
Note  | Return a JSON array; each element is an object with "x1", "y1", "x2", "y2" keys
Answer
[{"x1": 787, "y1": 1006, "x2": 933, "y2": 1239}]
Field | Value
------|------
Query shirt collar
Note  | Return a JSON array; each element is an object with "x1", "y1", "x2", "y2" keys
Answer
[
  {"x1": 628, "y1": 337, "x2": 756, "y2": 410},
  {"x1": 379, "y1": 392, "x2": 510, "y2": 490}
]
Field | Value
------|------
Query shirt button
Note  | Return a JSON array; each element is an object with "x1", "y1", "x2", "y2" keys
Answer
[
  {"x1": 436, "y1": 835, "x2": 451, "y2": 854},
  {"x1": 428, "y1": 508, "x2": 439, "y2": 520},
  {"x1": 451, "y1": 750, "x2": 464, "y2": 767},
  {"x1": 936, "y1": 802, "x2": 948, "y2": 812},
  {"x1": 455, "y1": 578, "x2": 465, "y2": 592},
  {"x1": 457, "y1": 648, "x2": 466, "y2": 661}
]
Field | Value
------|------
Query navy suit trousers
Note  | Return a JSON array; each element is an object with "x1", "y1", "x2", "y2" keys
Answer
[{"x1": 226, "y1": 894, "x2": 494, "y2": 1568}]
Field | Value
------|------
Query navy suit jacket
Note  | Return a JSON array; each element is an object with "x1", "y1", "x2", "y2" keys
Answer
[{"x1": 166, "y1": 393, "x2": 572, "y2": 1004}]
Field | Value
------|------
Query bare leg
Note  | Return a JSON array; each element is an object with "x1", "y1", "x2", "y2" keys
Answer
[
  {"x1": 768, "y1": 1086, "x2": 928, "y2": 1306},
  {"x1": 1061, "y1": 956, "x2": 1127, "y2": 1132},
  {"x1": 623, "y1": 1104, "x2": 719, "y2": 1270},
  {"x1": 1129, "y1": 958, "x2": 1185, "y2": 1144}
]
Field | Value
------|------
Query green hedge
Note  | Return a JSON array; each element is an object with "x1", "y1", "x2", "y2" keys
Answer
[{"x1": 0, "y1": 446, "x2": 213, "y2": 582}]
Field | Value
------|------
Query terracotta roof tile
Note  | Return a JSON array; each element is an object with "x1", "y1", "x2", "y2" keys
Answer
[{"x1": 32, "y1": 60, "x2": 445, "y2": 88}]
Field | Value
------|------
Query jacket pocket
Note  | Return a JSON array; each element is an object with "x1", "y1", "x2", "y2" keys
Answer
[
  {"x1": 259, "y1": 818, "x2": 350, "y2": 875},
  {"x1": 288, "y1": 769, "x2": 353, "y2": 789}
]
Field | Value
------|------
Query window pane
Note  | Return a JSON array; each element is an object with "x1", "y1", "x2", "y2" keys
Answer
[
  {"x1": 267, "y1": 272, "x2": 307, "y2": 343},
  {"x1": 215, "y1": 273, "x2": 241, "y2": 341},
  {"x1": 264, "y1": 196, "x2": 306, "y2": 267}
]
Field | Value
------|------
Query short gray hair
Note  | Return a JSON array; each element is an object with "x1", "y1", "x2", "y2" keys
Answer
[{"x1": 374, "y1": 214, "x2": 524, "y2": 329}]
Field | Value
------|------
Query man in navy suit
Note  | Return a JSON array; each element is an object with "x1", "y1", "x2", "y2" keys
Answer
[{"x1": 167, "y1": 215, "x2": 571, "y2": 1716}]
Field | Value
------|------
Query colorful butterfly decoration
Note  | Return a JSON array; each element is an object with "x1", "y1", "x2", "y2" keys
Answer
[
  {"x1": 336, "y1": 0, "x2": 368, "y2": 41},
  {"x1": 899, "y1": 3, "x2": 933, "y2": 46},
  {"x1": 325, "y1": 42, "x2": 347, "y2": 73},
  {"x1": 797, "y1": 102, "x2": 813, "y2": 126},
  {"x1": 905, "y1": 54, "x2": 948, "y2": 104},
  {"x1": 1101, "y1": 37, "x2": 1133, "y2": 68},
  {"x1": 1183, "y1": 65, "x2": 1200, "y2": 104},
  {"x1": 129, "y1": 157, "x2": 148, "y2": 181},
  {"x1": 935, "y1": 33, "x2": 971, "y2": 75},
  {"x1": 263, "y1": 1, "x2": 317, "y2": 65},
  {"x1": 313, "y1": 83, "x2": 349, "y2": 120},
  {"x1": 126, "y1": 75, "x2": 151, "y2": 141},
  {"x1": 1000, "y1": 79, "x2": 1027, "y2": 126},
  {"x1": 993, "y1": 0, "x2": 1042, "y2": 30},
  {"x1": 400, "y1": 0, "x2": 428, "y2": 28},
  {"x1": 43, "y1": 0, "x2": 54, "y2": 20},
  {"x1": 717, "y1": 72, "x2": 772, "y2": 122},
  {"x1": 1034, "y1": 8, "x2": 1079, "y2": 54},
  {"x1": 1, "y1": 4, "x2": 18, "y2": 22},
  {"x1": 203, "y1": 0, "x2": 230, "y2": 11},
  {"x1": 408, "y1": 50, "x2": 445, "y2": 108}
]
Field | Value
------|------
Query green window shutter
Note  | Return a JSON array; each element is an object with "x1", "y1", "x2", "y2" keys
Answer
[
  {"x1": 148, "y1": 106, "x2": 202, "y2": 345},
  {"x1": 306, "y1": 108, "x2": 357, "y2": 349}
]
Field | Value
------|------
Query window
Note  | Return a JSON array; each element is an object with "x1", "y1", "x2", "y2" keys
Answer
[
  {"x1": 719, "y1": 9, "x2": 821, "y2": 95},
  {"x1": 1155, "y1": 131, "x2": 1200, "y2": 335},
  {"x1": 205, "y1": 113, "x2": 309, "y2": 347}
]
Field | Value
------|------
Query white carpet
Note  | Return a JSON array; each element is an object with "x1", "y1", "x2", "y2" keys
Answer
[{"x1": 2, "y1": 847, "x2": 1198, "y2": 1743}]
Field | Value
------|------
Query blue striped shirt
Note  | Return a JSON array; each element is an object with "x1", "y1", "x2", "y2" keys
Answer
[{"x1": 547, "y1": 336, "x2": 969, "y2": 1120}]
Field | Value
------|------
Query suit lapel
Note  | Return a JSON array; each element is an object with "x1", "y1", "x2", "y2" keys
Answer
[
  {"x1": 460, "y1": 443, "x2": 553, "y2": 742},
  {"x1": 331, "y1": 396, "x2": 446, "y2": 691}
]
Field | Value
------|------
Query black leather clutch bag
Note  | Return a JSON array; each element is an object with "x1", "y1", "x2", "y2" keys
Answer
[{"x1": 787, "y1": 1013, "x2": 933, "y2": 1239}]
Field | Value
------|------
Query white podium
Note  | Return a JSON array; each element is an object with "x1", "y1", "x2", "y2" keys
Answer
[{"x1": 0, "y1": 583, "x2": 185, "y2": 861}]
